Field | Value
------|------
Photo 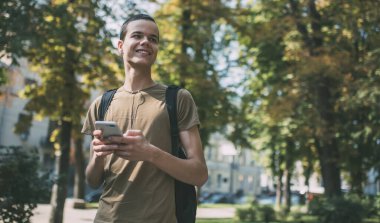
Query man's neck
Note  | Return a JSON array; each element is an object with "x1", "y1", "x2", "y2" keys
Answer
[{"x1": 123, "y1": 66, "x2": 155, "y2": 92}]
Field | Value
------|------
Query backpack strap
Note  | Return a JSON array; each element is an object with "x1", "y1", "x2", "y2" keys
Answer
[
  {"x1": 166, "y1": 85, "x2": 196, "y2": 223},
  {"x1": 98, "y1": 89, "x2": 117, "y2": 121},
  {"x1": 165, "y1": 85, "x2": 181, "y2": 157}
]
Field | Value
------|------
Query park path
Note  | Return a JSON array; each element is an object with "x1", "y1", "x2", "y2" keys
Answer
[{"x1": 31, "y1": 199, "x2": 235, "y2": 223}]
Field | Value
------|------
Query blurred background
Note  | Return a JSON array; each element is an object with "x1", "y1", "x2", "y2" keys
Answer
[{"x1": 1, "y1": 0, "x2": 380, "y2": 223}]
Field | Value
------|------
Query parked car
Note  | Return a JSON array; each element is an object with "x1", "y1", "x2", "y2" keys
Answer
[
  {"x1": 85, "y1": 189, "x2": 102, "y2": 203},
  {"x1": 198, "y1": 191, "x2": 213, "y2": 203},
  {"x1": 200, "y1": 192, "x2": 236, "y2": 204}
]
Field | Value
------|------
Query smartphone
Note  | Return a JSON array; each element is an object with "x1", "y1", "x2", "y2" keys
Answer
[{"x1": 95, "y1": 121, "x2": 123, "y2": 138}]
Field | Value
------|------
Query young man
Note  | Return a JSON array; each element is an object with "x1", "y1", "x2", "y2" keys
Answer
[{"x1": 81, "y1": 14, "x2": 208, "y2": 222}]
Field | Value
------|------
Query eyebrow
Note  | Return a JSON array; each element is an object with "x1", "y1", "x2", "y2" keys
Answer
[{"x1": 130, "y1": 31, "x2": 159, "y2": 40}]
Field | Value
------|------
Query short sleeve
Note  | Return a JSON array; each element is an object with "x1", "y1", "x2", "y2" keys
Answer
[
  {"x1": 81, "y1": 96, "x2": 102, "y2": 135},
  {"x1": 176, "y1": 88, "x2": 200, "y2": 131}
]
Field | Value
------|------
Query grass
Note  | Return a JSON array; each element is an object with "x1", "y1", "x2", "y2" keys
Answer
[
  {"x1": 85, "y1": 202, "x2": 99, "y2": 209},
  {"x1": 364, "y1": 218, "x2": 380, "y2": 223},
  {"x1": 197, "y1": 219, "x2": 319, "y2": 223},
  {"x1": 197, "y1": 220, "x2": 318, "y2": 223},
  {"x1": 199, "y1": 203, "x2": 250, "y2": 209},
  {"x1": 196, "y1": 203, "x2": 320, "y2": 223},
  {"x1": 86, "y1": 202, "x2": 380, "y2": 223}
]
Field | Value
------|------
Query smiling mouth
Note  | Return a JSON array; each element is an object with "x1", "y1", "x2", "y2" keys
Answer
[{"x1": 135, "y1": 49, "x2": 151, "y2": 55}]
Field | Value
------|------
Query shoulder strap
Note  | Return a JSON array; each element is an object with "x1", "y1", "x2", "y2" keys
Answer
[
  {"x1": 98, "y1": 86, "x2": 183, "y2": 157},
  {"x1": 167, "y1": 85, "x2": 197, "y2": 223},
  {"x1": 165, "y1": 85, "x2": 181, "y2": 157},
  {"x1": 98, "y1": 89, "x2": 117, "y2": 121}
]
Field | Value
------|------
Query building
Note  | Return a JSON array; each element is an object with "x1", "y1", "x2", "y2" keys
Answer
[
  {"x1": 0, "y1": 59, "x2": 51, "y2": 167},
  {"x1": 202, "y1": 133, "x2": 262, "y2": 197}
]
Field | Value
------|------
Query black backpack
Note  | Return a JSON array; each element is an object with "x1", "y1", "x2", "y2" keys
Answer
[{"x1": 97, "y1": 85, "x2": 197, "y2": 223}]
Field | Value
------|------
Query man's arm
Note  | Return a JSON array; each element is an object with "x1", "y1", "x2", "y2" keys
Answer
[
  {"x1": 85, "y1": 130, "x2": 116, "y2": 188},
  {"x1": 111, "y1": 126, "x2": 208, "y2": 187},
  {"x1": 175, "y1": 125, "x2": 208, "y2": 186}
]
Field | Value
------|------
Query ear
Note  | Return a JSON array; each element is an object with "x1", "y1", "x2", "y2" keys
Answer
[{"x1": 117, "y1": 40, "x2": 124, "y2": 54}]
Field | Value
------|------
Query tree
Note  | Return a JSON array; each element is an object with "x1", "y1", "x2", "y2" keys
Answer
[
  {"x1": 0, "y1": 0, "x2": 41, "y2": 87},
  {"x1": 16, "y1": 1, "x2": 119, "y2": 222},
  {"x1": 229, "y1": 0, "x2": 380, "y2": 199},
  {"x1": 153, "y1": 0, "x2": 236, "y2": 144},
  {"x1": 0, "y1": 0, "x2": 41, "y2": 63}
]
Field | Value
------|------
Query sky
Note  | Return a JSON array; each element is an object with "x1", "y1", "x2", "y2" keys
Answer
[{"x1": 106, "y1": 0, "x2": 246, "y2": 95}]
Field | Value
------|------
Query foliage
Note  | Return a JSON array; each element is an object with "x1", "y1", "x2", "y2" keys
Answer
[
  {"x1": 374, "y1": 194, "x2": 380, "y2": 217},
  {"x1": 308, "y1": 195, "x2": 368, "y2": 223},
  {"x1": 257, "y1": 205, "x2": 276, "y2": 223},
  {"x1": 0, "y1": 0, "x2": 42, "y2": 88},
  {"x1": 0, "y1": 0, "x2": 41, "y2": 65},
  {"x1": 375, "y1": 194, "x2": 380, "y2": 217},
  {"x1": 367, "y1": 194, "x2": 380, "y2": 218},
  {"x1": 0, "y1": 145, "x2": 50, "y2": 223},
  {"x1": 236, "y1": 202, "x2": 276, "y2": 223},
  {"x1": 227, "y1": 0, "x2": 380, "y2": 199},
  {"x1": 236, "y1": 207, "x2": 257, "y2": 222},
  {"x1": 20, "y1": 0, "x2": 119, "y2": 124},
  {"x1": 0, "y1": 67, "x2": 6, "y2": 87},
  {"x1": 7, "y1": 1, "x2": 120, "y2": 222},
  {"x1": 152, "y1": 0, "x2": 237, "y2": 145}
]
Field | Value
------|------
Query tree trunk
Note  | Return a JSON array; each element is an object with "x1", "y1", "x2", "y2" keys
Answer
[
  {"x1": 349, "y1": 152, "x2": 363, "y2": 195},
  {"x1": 301, "y1": 155, "x2": 312, "y2": 205},
  {"x1": 315, "y1": 134, "x2": 341, "y2": 197},
  {"x1": 314, "y1": 76, "x2": 342, "y2": 197},
  {"x1": 275, "y1": 171, "x2": 283, "y2": 209},
  {"x1": 73, "y1": 136, "x2": 85, "y2": 199},
  {"x1": 179, "y1": 0, "x2": 191, "y2": 88},
  {"x1": 49, "y1": 120, "x2": 72, "y2": 223},
  {"x1": 283, "y1": 168, "x2": 292, "y2": 213}
]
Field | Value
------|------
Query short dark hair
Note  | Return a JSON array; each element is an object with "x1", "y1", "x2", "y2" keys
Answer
[{"x1": 119, "y1": 14, "x2": 156, "y2": 41}]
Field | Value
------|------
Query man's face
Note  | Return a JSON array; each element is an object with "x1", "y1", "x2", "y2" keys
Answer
[{"x1": 118, "y1": 20, "x2": 159, "y2": 68}]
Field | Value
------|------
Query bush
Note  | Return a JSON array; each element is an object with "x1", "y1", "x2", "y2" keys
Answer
[
  {"x1": 0, "y1": 146, "x2": 50, "y2": 223},
  {"x1": 236, "y1": 207, "x2": 256, "y2": 222},
  {"x1": 257, "y1": 205, "x2": 276, "y2": 223},
  {"x1": 373, "y1": 194, "x2": 380, "y2": 217},
  {"x1": 237, "y1": 203, "x2": 276, "y2": 223},
  {"x1": 308, "y1": 195, "x2": 366, "y2": 223}
]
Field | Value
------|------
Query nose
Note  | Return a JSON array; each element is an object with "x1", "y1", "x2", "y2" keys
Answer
[{"x1": 140, "y1": 36, "x2": 150, "y2": 45}]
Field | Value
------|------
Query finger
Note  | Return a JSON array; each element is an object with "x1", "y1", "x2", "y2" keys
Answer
[
  {"x1": 95, "y1": 151, "x2": 113, "y2": 157},
  {"x1": 114, "y1": 150, "x2": 129, "y2": 157},
  {"x1": 93, "y1": 129, "x2": 103, "y2": 138},
  {"x1": 107, "y1": 136, "x2": 127, "y2": 144},
  {"x1": 94, "y1": 144, "x2": 118, "y2": 152},
  {"x1": 93, "y1": 138, "x2": 113, "y2": 146},
  {"x1": 124, "y1": 129, "x2": 142, "y2": 136},
  {"x1": 124, "y1": 135, "x2": 142, "y2": 143},
  {"x1": 92, "y1": 138, "x2": 105, "y2": 146}
]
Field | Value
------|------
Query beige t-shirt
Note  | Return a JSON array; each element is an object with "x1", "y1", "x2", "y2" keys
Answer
[{"x1": 82, "y1": 84, "x2": 200, "y2": 223}]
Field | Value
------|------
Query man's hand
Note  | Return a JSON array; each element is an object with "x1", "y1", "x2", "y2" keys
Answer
[
  {"x1": 108, "y1": 130, "x2": 154, "y2": 161},
  {"x1": 92, "y1": 129, "x2": 118, "y2": 157}
]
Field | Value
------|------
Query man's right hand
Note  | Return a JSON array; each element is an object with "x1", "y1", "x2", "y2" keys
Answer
[
  {"x1": 86, "y1": 129, "x2": 117, "y2": 188},
  {"x1": 92, "y1": 129, "x2": 118, "y2": 157}
]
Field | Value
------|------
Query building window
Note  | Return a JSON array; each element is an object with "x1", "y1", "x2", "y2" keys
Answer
[{"x1": 217, "y1": 174, "x2": 222, "y2": 188}]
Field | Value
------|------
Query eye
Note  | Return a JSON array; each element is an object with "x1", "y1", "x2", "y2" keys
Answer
[
  {"x1": 131, "y1": 34, "x2": 143, "y2": 39},
  {"x1": 149, "y1": 37, "x2": 159, "y2": 44}
]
